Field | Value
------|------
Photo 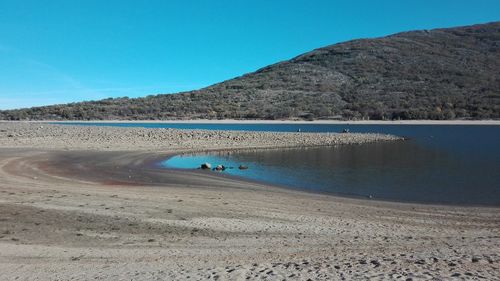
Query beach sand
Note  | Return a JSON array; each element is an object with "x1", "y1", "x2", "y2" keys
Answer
[{"x1": 0, "y1": 122, "x2": 498, "y2": 280}]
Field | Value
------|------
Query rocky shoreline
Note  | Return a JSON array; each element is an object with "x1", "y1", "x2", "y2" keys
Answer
[{"x1": 0, "y1": 121, "x2": 402, "y2": 152}]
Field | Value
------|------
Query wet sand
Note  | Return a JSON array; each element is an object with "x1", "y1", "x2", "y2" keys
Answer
[{"x1": 0, "y1": 123, "x2": 499, "y2": 280}]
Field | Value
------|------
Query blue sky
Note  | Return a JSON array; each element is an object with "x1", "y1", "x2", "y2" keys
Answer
[{"x1": 0, "y1": 0, "x2": 499, "y2": 109}]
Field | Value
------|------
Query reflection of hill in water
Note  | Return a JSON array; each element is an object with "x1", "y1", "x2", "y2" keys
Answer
[
  {"x1": 218, "y1": 141, "x2": 438, "y2": 170},
  {"x1": 162, "y1": 125, "x2": 500, "y2": 206},
  {"x1": 200, "y1": 140, "x2": 499, "y2": 206}
]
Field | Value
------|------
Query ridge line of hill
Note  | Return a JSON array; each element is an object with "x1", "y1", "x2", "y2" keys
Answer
[{"x1": 1, "y1": 21, "x2": 499, "y2": 120}]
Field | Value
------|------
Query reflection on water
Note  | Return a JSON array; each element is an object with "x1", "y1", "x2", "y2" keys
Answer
[
  {"x1": 57, "y1": 122, "x2": 500, "y2": 205},
  {"x1": 162, "y1": 126, "x2": 500, "y2": 206}
]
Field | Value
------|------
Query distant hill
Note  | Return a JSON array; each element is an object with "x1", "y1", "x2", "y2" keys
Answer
[{"x1": 2, "y1": 22, "x2": 499, "y2": 120}]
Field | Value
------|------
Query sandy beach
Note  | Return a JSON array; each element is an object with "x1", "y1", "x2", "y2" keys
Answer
[{"x1": 0, "y1": 122, "x2": 498, "y2": 280}]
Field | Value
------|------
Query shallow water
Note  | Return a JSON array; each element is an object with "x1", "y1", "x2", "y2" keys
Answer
[{"x1": 58, "y1": 122, "x2": 500, "y2": 206}]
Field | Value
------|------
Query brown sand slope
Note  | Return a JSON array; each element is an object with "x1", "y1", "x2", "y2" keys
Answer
[{"x1": 0, "y1": 123, "x2": 499, "y2": 280}]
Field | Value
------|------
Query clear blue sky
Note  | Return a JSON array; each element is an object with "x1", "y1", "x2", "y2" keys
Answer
[{"x1": 0, "y1": 0, "x2": 499, "y2": 109}]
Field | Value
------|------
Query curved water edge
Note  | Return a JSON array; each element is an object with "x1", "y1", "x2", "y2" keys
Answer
[
  {"x1": 6, "y1": 144, "x2": 498, "y2": 208},
  {"x1": 49, "y1": 122, "x2": 500, "y2": 206},
  {"x1": 160, "y1": 126, "x2": 500, "y2": 206},
  {"x1": 161, "y1": 145, "x2": 500, "y2": 206}
]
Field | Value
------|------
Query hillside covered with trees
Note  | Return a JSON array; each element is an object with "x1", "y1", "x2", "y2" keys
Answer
[{"x1": 1, "y1": 22, "x2": 499, "y2": 120}]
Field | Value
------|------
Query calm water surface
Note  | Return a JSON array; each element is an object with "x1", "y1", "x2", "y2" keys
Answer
[{"x1": 58, "y1": 123, "x2": 500, "y2": 206}]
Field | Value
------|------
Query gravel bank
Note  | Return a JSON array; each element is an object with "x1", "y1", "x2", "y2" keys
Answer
[{"x1": 0, "y1": 122, "x2": 401, "y2": 152}]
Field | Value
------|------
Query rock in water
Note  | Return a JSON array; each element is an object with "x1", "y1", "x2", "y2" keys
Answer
[{"x1": 201, "y1": 163, "x2": 212, "y2": 169}]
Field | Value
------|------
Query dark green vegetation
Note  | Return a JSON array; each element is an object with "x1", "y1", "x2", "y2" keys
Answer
[{"x1": 2, "y1": 22, "x2": 499, "y2": 120}]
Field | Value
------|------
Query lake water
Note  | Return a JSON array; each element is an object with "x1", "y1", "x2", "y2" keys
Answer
[{"x1": 58, "y1": 122, "x2": 500, "y2": 206}]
